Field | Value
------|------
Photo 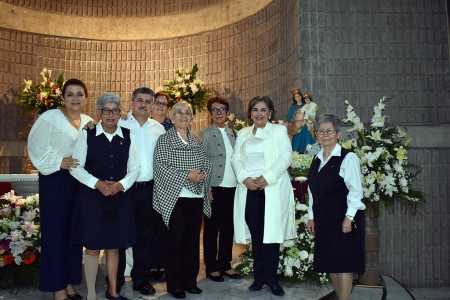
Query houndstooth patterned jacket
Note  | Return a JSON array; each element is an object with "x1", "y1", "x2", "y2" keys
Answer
[{"x1": 153, "y1": 127, "x2": 212, "y2": 228}]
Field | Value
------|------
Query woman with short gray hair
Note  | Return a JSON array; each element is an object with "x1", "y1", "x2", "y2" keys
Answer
[
  {"x1": 307, "y1": 113, "x2": 366, "y2": 300},
  {"x1": 70, "y1": 92, "x2": 140, "y2": 300}
]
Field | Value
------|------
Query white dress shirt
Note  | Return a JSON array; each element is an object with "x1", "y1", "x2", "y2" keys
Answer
[
  {"x1": 70, "y1": 123, "x2": 141, "y2": 192},
  {"x1": 119, "y1": 112, "x2": 165, "y2": 182},
  {"x1": 307, "y1": 143, "x2": 365, "y2": 219},
  {"x1": 217, "y1": 127, "x2": 237, "y2": 187},
  {"x1": 27, "y1": 109, "x2": 93, "y2": 175},
  {"x1": 177, "y1": 132, "x2": 204, "y2": 198}
]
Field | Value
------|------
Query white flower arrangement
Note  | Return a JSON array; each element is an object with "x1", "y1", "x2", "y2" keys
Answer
[
  {"x1": 289, "y1": 152, "x2": 313, "y2": 178},
  {"x1": 160, "y1": 64, "x2": 213, "y2": 112},
  {"x1": 342, "y1": 96, "x2": 425, "y2": 214},
  {"x1": 227, "y1": 114, "x2": 248, "y2": 131},
  {"x1": 0, "y1": 191, "x2": 40, "y2": 287}
]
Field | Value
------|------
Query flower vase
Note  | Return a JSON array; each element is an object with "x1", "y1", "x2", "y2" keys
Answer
[
  {"x1": 358, "y1": 208, "x2": 381, "y2": 286},
  {"x1": 291, "y1": 180, "x2": 308, "y2": 203}
]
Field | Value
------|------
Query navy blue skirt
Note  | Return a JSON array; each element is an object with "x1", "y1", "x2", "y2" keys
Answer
[
  {"x1": 71, "y1": 184, "x2": 136, "y2": 250},
  {"x1": 38, "y1": 170, "x2": 82, "y2": 292}
]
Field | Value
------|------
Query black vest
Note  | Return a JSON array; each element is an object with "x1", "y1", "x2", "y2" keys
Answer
[
  {"x1": 84, "y1": 126, "x2": 131, "y2": 182},
  {"x1": 308, "y1": 148, "x2": 351, "y2": 224}
]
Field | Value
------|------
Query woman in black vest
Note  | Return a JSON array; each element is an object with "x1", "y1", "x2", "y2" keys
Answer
[
  {"x1": 307, "y1": 114, "x2": 366, "y2": 300},
  {"x1": 70, "y1": 93, "x2": 140, "y2": 300}
]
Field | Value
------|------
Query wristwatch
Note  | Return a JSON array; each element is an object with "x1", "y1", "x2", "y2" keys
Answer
[{"x1": 345, "y1": 214, "x2": 354, "y2": 222}]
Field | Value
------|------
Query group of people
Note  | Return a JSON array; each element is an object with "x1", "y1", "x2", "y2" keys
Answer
[{"x1": 28, "y1": 78, "x2": 366, "y2": 300}]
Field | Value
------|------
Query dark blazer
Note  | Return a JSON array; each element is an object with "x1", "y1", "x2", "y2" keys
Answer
[{"x1": 200, "y1": 124, "x2": 237, "y2": 187}]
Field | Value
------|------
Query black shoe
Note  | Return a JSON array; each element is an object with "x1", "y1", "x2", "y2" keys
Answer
[
  {"x1": 132, "y1": 283, "x2": 156, "y2": 295},
  {"x1": 170, "y1": 289, "x2": 186, "y2": 299},
  {"x1": 221, "y1": 271, "x2": 242, "y2": 279},
  {"x1": 249, "y1": 281, "x2": 264, "y2": 291},
  {"x1": 67, "y1": 292, "x2": 83, "y2": 300},
  {"x1": 268, "y1": 283, "x2": 285, "y2": 296},
  {"x1": 185, "y1": 287, "x2": 202, "y2": 294},
  {"x1": 206, "y1": 272, "x2": 224, "y2": 282}
]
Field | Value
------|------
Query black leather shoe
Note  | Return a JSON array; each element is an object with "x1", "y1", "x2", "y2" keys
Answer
[
  {"x1": 105, "y1": 290, "x2": 129, "y2": 300},
  {"x1": 132, "y1": 283, "x2": 156, "y2": 295},
  {"x1": 170, "y1": 289, "x2": 186, "y2": 299},
  {"x1": 249, "y1": 281, "x2": 264, "y2": 291},
  {"x1": 206, "y1": 272, "x2": 224, "y2": 282},
  {"x1": 67, "y1": 292, "x2": 83, "y2": 300},
  {"x1": 221, "y1": 271, "x2": 242, "y2": 279},
  {"x1": 268, "y1": 283, "x2": 285, "y2": 296},
  {"x1": 185, "y1": 287, "x2": 202, "y2": 294}
]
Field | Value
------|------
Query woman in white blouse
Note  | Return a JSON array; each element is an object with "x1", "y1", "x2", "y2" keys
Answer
[
  {"x1": 28, "y1": 79, "x2": 93, "y2": 300},
  {"x1": 232, "y1": 96, "x2": 296, "y2": 297},
  {"x1": 307, "y1": 114, "x2": 366, "y2": 300}
]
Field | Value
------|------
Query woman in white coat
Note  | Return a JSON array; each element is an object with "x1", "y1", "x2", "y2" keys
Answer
[{"x1": 232, "y1": 96, "x2": 296, "y2": 297}]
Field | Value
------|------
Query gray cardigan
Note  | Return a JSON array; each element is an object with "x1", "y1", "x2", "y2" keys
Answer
[{"x1": 200, "y1": 124, "x2": 237, "y2": 187}]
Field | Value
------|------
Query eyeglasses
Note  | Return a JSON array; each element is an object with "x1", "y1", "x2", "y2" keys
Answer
[
  {"x1": 174, "y1": 111, "x2": 192, "y2": 117},
  {"x1": 135, "y1": 99, "x2": 152, "y2": 106},
  {"x1": 154, "y1": 100, "x2": 168, "y2": 107},
  {"x1": 316, "y1": 129, "x2": 337, "y2": 136},
  {"x1": 100, "y1": 108, "x2": 121, "y2": 115},
  {"x1": 210, "y1": 107, "x2": 227, "y2": 114}
]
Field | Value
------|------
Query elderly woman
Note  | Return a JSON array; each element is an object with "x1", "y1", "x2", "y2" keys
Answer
[
  {"x1": 232, "y1": 96, "x2": 296, "y2": 297},
  {"x1": 153, "y1": 101, "x2": 212, "y2": 299},
  {"x1": 200, "y1": 97, "x2": 241, "y2": 282},
  {"x1": 307, "y1": 114, "x2": 366, "y2": 300},
  {"x1": 70, "y1": 93, "x2": 140, "y2": 300},
  {"x1": 28, "y1": 78, "x2": 93, "y2": 300}
]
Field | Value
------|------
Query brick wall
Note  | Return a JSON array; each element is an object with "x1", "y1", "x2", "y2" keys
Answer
[{"x1": 0, "y1": 0, "x2": 300, "y2": 171}]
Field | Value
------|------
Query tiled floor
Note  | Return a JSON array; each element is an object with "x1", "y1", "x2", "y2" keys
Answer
[{"x1": 0, "y1": 242, "x2": 448, "y2": 300}]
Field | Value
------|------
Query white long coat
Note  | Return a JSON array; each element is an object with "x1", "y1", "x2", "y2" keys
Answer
[{"x1": 232, "y1": 122, "x2": 297, "y2": 244}]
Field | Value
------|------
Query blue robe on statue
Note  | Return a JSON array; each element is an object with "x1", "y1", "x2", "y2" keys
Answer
[
  {"x1": 286, "y1": 103, "x2": 304, "y2": 122},
  {"x1": 292, "y1": 124, "x2": 315, "y2": 153}
]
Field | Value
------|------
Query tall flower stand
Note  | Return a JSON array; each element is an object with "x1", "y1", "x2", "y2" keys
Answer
[{"x1": 358, "y1": 213, "x2": 382, "y2": 286}]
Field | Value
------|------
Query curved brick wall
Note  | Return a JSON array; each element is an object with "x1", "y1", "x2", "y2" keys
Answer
[{"x1": 0, "y1": 0, "x2": 300, "y2": 172}]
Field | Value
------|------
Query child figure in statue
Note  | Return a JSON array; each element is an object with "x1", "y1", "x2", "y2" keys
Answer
[
  {"x1": 286, "y1": 87, "x2": 304, "y2": 122},
  {"x1": 289, "y1": 109, "x2": 315, "y2": 153},
  {"x1": 300, "y1": 92, "x2": 319, "y2": 125}
]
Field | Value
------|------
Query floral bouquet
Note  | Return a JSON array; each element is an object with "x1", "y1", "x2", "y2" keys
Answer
[
  {"x1": 17, "y1": 68, "x2": 65, "y2": 114},
  {"x1": 278, "y1": 201, "x2": 328, "y2": 284},
  {"x1": 289, "y1": 152, "x2": 313, "y2": 179},
  {"x1": 341, "y1": 96, "x2": 425, "y2": 215},
  {"x1": 162, "y1": 64, "x2": 214, "y2": 112},
  {"x1": 227, "y1": 113, "x2": 248, "y2": 131},
  {"x1": 0, "y1": 191, "x2": 40, "y2": 288}
]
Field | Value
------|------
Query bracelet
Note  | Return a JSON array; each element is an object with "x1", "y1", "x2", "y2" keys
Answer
[{"x1": 345, "y1": 214, "x2": 354, "y2": 222}]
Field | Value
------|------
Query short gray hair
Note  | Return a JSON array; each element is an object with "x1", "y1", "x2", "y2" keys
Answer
[
  {"x1": 314, "y1": 114, "x2": 341, "y2": 132},
  {"x1": 97, "y1": 93, "x2": 122, "y2": 110},
  {"x1": 170, "y1": 100, "x2": 193, "y2": 119}
]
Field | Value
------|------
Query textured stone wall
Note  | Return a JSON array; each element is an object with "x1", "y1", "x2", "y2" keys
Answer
[
  {"x1": 300, "y1": 0, "x2": 449, "y2": 288},
  {"x1": 0, "y1": 0, "x2": 300, "y2": 173}
]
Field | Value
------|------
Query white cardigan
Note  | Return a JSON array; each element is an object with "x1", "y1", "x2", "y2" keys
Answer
[{"x1": 231, "y1": 122, "x2": 297, "y2": 244}]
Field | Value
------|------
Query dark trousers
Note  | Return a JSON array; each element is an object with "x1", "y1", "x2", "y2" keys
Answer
[
  {"x1": 161, "y1": 197, "x2": 203, "y2": 292},
  {"x1": 39, "y1": 171, "x2": 82, "y2": 291},
  {"x1": 245, "y1": 189, "x2": 280, "y2": 285},
  {"x1": 125, "y1": 183, "x2": 163, "y2": 285},
  {"x1": 203, "y1": 186, "x2": 236, "y2": 273}
]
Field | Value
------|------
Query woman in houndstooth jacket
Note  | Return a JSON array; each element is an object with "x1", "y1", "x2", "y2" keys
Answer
[{"x1": 153, "y1": 101, "x2": 212, "y2": 299}]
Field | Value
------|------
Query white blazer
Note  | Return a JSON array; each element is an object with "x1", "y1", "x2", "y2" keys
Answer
[{"x1": 232, "y1": 122, "x2": 297, "y2": 244}]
